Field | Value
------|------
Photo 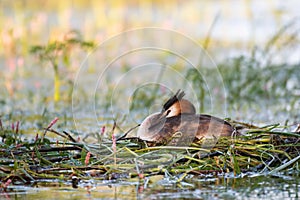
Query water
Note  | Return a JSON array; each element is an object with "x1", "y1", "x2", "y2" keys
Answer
[{"x1": 2, "y1": 173, "x2": 299, "y2": 199}]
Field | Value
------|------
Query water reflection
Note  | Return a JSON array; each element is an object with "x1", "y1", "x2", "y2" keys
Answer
[{"x1": 2, "y1": 173, "x2": 299, "y2": 200}]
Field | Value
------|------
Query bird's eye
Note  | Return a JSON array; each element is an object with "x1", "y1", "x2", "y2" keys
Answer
[{"x1": 166, "y1": 110, "x2": 171, "y2": 116}]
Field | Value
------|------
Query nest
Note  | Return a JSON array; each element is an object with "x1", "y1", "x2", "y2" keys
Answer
[{"x1": 0, "y1": 122, "x2": 299, "y2": 187}]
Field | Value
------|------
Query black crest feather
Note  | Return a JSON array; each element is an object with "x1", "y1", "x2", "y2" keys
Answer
[{"x1": 162, "y1": 89, "x2": 185, "y2": 111}]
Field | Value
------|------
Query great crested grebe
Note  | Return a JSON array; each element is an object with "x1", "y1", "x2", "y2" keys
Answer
[{"x1": 137, "y1": 90, "x2": 234, "y2": 145}]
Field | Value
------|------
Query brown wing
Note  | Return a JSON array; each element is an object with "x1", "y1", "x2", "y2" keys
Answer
[
  {"x1": 153, "y1": 114, "x2": 234, "y2": 145},
  {"x1": 197, "y1": 114, "x2": 234, "y2": 138}
]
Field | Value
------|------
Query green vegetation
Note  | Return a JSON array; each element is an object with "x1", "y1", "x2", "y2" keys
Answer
[
  {"x1": 30, "y1": 30, "x2": 95, "y2": 102},
  {"x1": 0, "y1": 118, "x2": 299, "y2": 186},
  {"x1": 184, "y1": 19, "x2": 300, "y2": 119}
]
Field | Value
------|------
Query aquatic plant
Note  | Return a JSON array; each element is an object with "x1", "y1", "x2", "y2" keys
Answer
[
  {"x1": 0, "y1": 118, "x2": 299, "y2": 186},
  {"x1": 185, "y1": 19, "x2": 300, "y2": 120},
  {"x1": 30, "y1": 30, "x2": 95, "y2": 102}
]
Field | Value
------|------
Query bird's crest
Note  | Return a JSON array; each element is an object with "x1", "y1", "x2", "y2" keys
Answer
[{"x1": 162, "y1": 89, "x2": 185, "y2": 111}]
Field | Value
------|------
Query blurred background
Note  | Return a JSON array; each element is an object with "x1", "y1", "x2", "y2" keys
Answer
[{"x1": 0, "y1": 0, "x2": 299, "y2": 137}]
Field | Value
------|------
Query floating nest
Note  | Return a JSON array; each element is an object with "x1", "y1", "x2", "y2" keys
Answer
[{"x1": 0, "y1": 121, "x2": 299, "y2": 187}]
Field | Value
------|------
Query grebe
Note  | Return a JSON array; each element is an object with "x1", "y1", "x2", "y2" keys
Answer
[{"x1": 137, "y1": 90, "x2": 234, "y2": 145}]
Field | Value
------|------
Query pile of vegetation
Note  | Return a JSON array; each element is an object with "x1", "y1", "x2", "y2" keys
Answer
[{"x1": 0, "y1": 118, "x2": 299, "y2": 188}]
